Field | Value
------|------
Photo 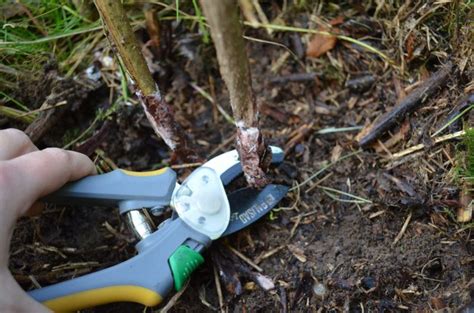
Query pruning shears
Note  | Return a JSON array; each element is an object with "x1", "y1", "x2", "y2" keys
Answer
[{"x1": 26, "y1": 146, "x2": 288, "y2": 312}]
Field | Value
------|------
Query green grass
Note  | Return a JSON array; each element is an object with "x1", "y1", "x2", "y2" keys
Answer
[
  {"x1": 191, "y1": 0, "x2": 209, "y2": 43},
  {"x1": 463, "y1": 128, "x2": 474, "y2": 183},
  {"x1": 0, "y1": 0, "x2": 210, "y2": 124},
  {"x1": 0, "y1": 1, "x2": 104, "y2": 119},
  {"x1": 0, "y1": 0, "x2": 211, "y2": 91},
  {"x1": 0, "y1": 1, "x2": 100, "y2": 76},
  {"x1": 453, "y1": 127, "x2": 474, "y2": 197}
]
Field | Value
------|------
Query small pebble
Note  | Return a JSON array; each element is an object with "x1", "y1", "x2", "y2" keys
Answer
[
  {"x1": 294, "y1": 143, "x2": 305, "y2": 155},
  {"x1": 313, "y1": 282, "x2": 326, "y2": 298},
  {"x1": 360, "y1": 277, "x2": 376, "y2": 290}
]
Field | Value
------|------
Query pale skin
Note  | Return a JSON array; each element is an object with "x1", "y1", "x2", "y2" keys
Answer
[{"x1": 0, "y1": 128, "x2": 96, "y2": 313}]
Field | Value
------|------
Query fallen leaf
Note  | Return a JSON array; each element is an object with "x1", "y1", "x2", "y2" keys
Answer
[
  {"x1": 330, "y1": 145, "x2": 343, "y2": 162},
  {"x1": 430, "y1": 297, "x2": 446, "y2": 310},
  {"x1": 392, "y1": 76, "x2": 407, "y2": 103},
  {"x1": 329, "y1": 16, "x2": 345, "y2": 26},
  {"x1": 405, "y1": 32, "x2": 415, "y2": 61},
  {"x1": 314, "y1": 104, "x2": 334, "y2": 115},
  {"x1": 374, "y1": 119, "x2": 410, "y2": 153},
  {"x1": 288, "y1": 244, "x2": 307, "y2": 263},
  {"x1": 430, "y1": 212, "x2": 449, "y2": 226},
  {"x1": 255, "y1": 273, "x2": 275, "y2": 290},
  {"x1": 355, "y1": 120, "x2": 374, "y2": 143},
  {"x1": 306, "y1": 28, "x2": 337, "y2": 58},
  {"x1": 244, "y1": 282, "x2": 256, "y2": 290}
]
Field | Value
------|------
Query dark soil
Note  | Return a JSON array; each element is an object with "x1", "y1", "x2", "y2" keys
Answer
[{"x1": 6, "y1": 1, "x2": 473, "y2": 312}]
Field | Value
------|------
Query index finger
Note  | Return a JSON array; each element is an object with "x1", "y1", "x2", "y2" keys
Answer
[
  {"x1": 0, "y1": 128, "x2": 38, "y2": 160},
  {"x1": 6, "y1": 148, "x2": 96, "y2": 213}
]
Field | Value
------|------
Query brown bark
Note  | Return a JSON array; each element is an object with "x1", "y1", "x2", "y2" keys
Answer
[
  {"x1": 93, "y1": 0, "x2": 195, "y2": 163},
  {"x1": 200, "y1": 0, "x2": 270, "y2": 187},
  {"x1": 143, "y1": 4, "x2": 161, "y2": 58},
  {"x1": 358, "y1": 61, "x2": 453, "y2": 148},
  {"x1": 72, "y1": 0, "x2": 98, "y2": 21}
]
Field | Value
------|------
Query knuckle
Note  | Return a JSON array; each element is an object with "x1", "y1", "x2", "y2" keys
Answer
[
  {"x1": 2, "y1": 128, "x2": 29, "y2": 142},
  {"x1": 43, "y1": 147, "x2": 71, "y2": 164}
]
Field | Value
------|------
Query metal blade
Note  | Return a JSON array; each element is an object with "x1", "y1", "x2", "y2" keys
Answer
[
  {"x1": 201, "y1": 146, "x2": 284, "y2": 186},
  {"x1": 222, "y1": 184, "x2": 289, "y2": 237}
]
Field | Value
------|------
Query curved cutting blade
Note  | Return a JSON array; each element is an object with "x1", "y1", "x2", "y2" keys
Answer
[
  {"x1": 202, "y1": 146, "x2": 284, "y2": 185},
  {"x1": 222, "y1": 184, "x2": 289, "y2": 237}
]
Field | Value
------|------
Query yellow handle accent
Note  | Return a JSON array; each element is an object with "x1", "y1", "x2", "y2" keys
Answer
[
  {"x1": 120, "y1": 167, "x2": 168, "y2": 177},
  {"x1": 43, "y1": 285, "x2": 162, "y2": 312}
]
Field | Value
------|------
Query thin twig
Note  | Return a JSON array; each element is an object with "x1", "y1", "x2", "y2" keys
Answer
[
  {"x1": 254, "y1": 245, "x2": 285, "y2": 264},
  {"x1": 316, "y1": 126, "x2": 363, "y2": 134},
  {"x1": 306, "y1": 172, "x2": 333, "y2": 193},
  {"x1": 244, "y1": 22, "x2": 394, "y2": 64},
  {"x1": 213, "y1": 264, "x2": 225, "y2": 313},
  {"x1": 320, "y1": 186, "x2": 372, "y2": 204},
  {"x1": 431, "y1": 104, "x2": 474, "y2": 137},
  {"x1": 160, "y1": 280, "x2": 190, "y2": 313},
  {"x1": 392, "y1": 212, "x2": 412, "y2": 247},
  {"x1": 226, "y1": 244, "x2": 263, "y2": 272},
  {"x1": 19, "y1": 100, "x2": 67, "y2": 117},
  {"x1": 189, "y1": 82, "x2": 234, "y2": 124},
  {"x1": 63, "y1": 115, "x2": 101, "y2": 149},
  {"x1": 292, "y1": 150, "x2": 361, "y2": 190},
  {"x1": 369, "y1": 210, "x2": 386, "y2": 219},
  {"x1": 209, "y1": 134, "x2": 236, "y2": 157},
  {"x1": 359, "y1": 61, "x2": 453, "y2": 147},
  {"x1": 391, "y1": 130, "x2": 465, "y2": 159}
]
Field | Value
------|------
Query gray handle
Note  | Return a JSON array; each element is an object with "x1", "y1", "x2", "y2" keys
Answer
[
  {"x1": 44, "y1": 168, "x2": 177, "y2": 213},
  {"x1": 28, "y1": 218, "x2": 211, "y2": 312}
]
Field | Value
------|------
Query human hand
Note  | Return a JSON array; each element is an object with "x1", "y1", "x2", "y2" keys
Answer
[{"x1": 0, "y1": 128, "x2": 96, "y2": 313}]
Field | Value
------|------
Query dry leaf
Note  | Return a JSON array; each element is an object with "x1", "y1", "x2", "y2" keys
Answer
[
  {"x1": 430, "y1": 297, "x2": 446, "y2": 310},
  {"x1": 288, "y1": 244, "x2": 307, "y2": 263},
  {"x1": 329, "y1": 16, "x2": 345, "y2": 26},
  {"x1": 314, "y1": 105, "x2": 333, "y2": 115},
  {"x1": 306, "y1": 28, "x2": 337, "y2": 58},
  {"x1": 374, "y1": 119, "x2": 410, "y2": 153},
  {"x1": 355, "y1": 120, "x2": 374, "y2": 143},
  {"x1": 405, "y1": 32, "x2": 415, "y2": 61},
  {"x1": 244, "y1": 282, "x2": 256, "y2": 290},
  {"x1": 330, "y1": 145, "x2": 343, "y2": 162},
  {"x1": 255, "y1": 274, "x2": 275, "y2": 290}
]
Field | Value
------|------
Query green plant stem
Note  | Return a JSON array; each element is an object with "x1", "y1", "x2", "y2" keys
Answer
[
  {"x1": 0, "y1": 106, "x2": 36, "y2": 124},
  {"x1": 243, "y1": 22, "x2": 394, "y2": 64},
  {"x1": 291, "y1": 150, "x2": 361, "y2": 191},
  {"x1": 432, "y1": 104, "x2": 474, "y2": 137}
]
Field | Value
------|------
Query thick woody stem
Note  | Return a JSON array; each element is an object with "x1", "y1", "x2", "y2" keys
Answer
[
  {"x1": 200, "y1": 0, "x2": 270, "y2": 187},
  {"x1": 93, "y1": 0, "x2": 195, "y2": 162}
]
